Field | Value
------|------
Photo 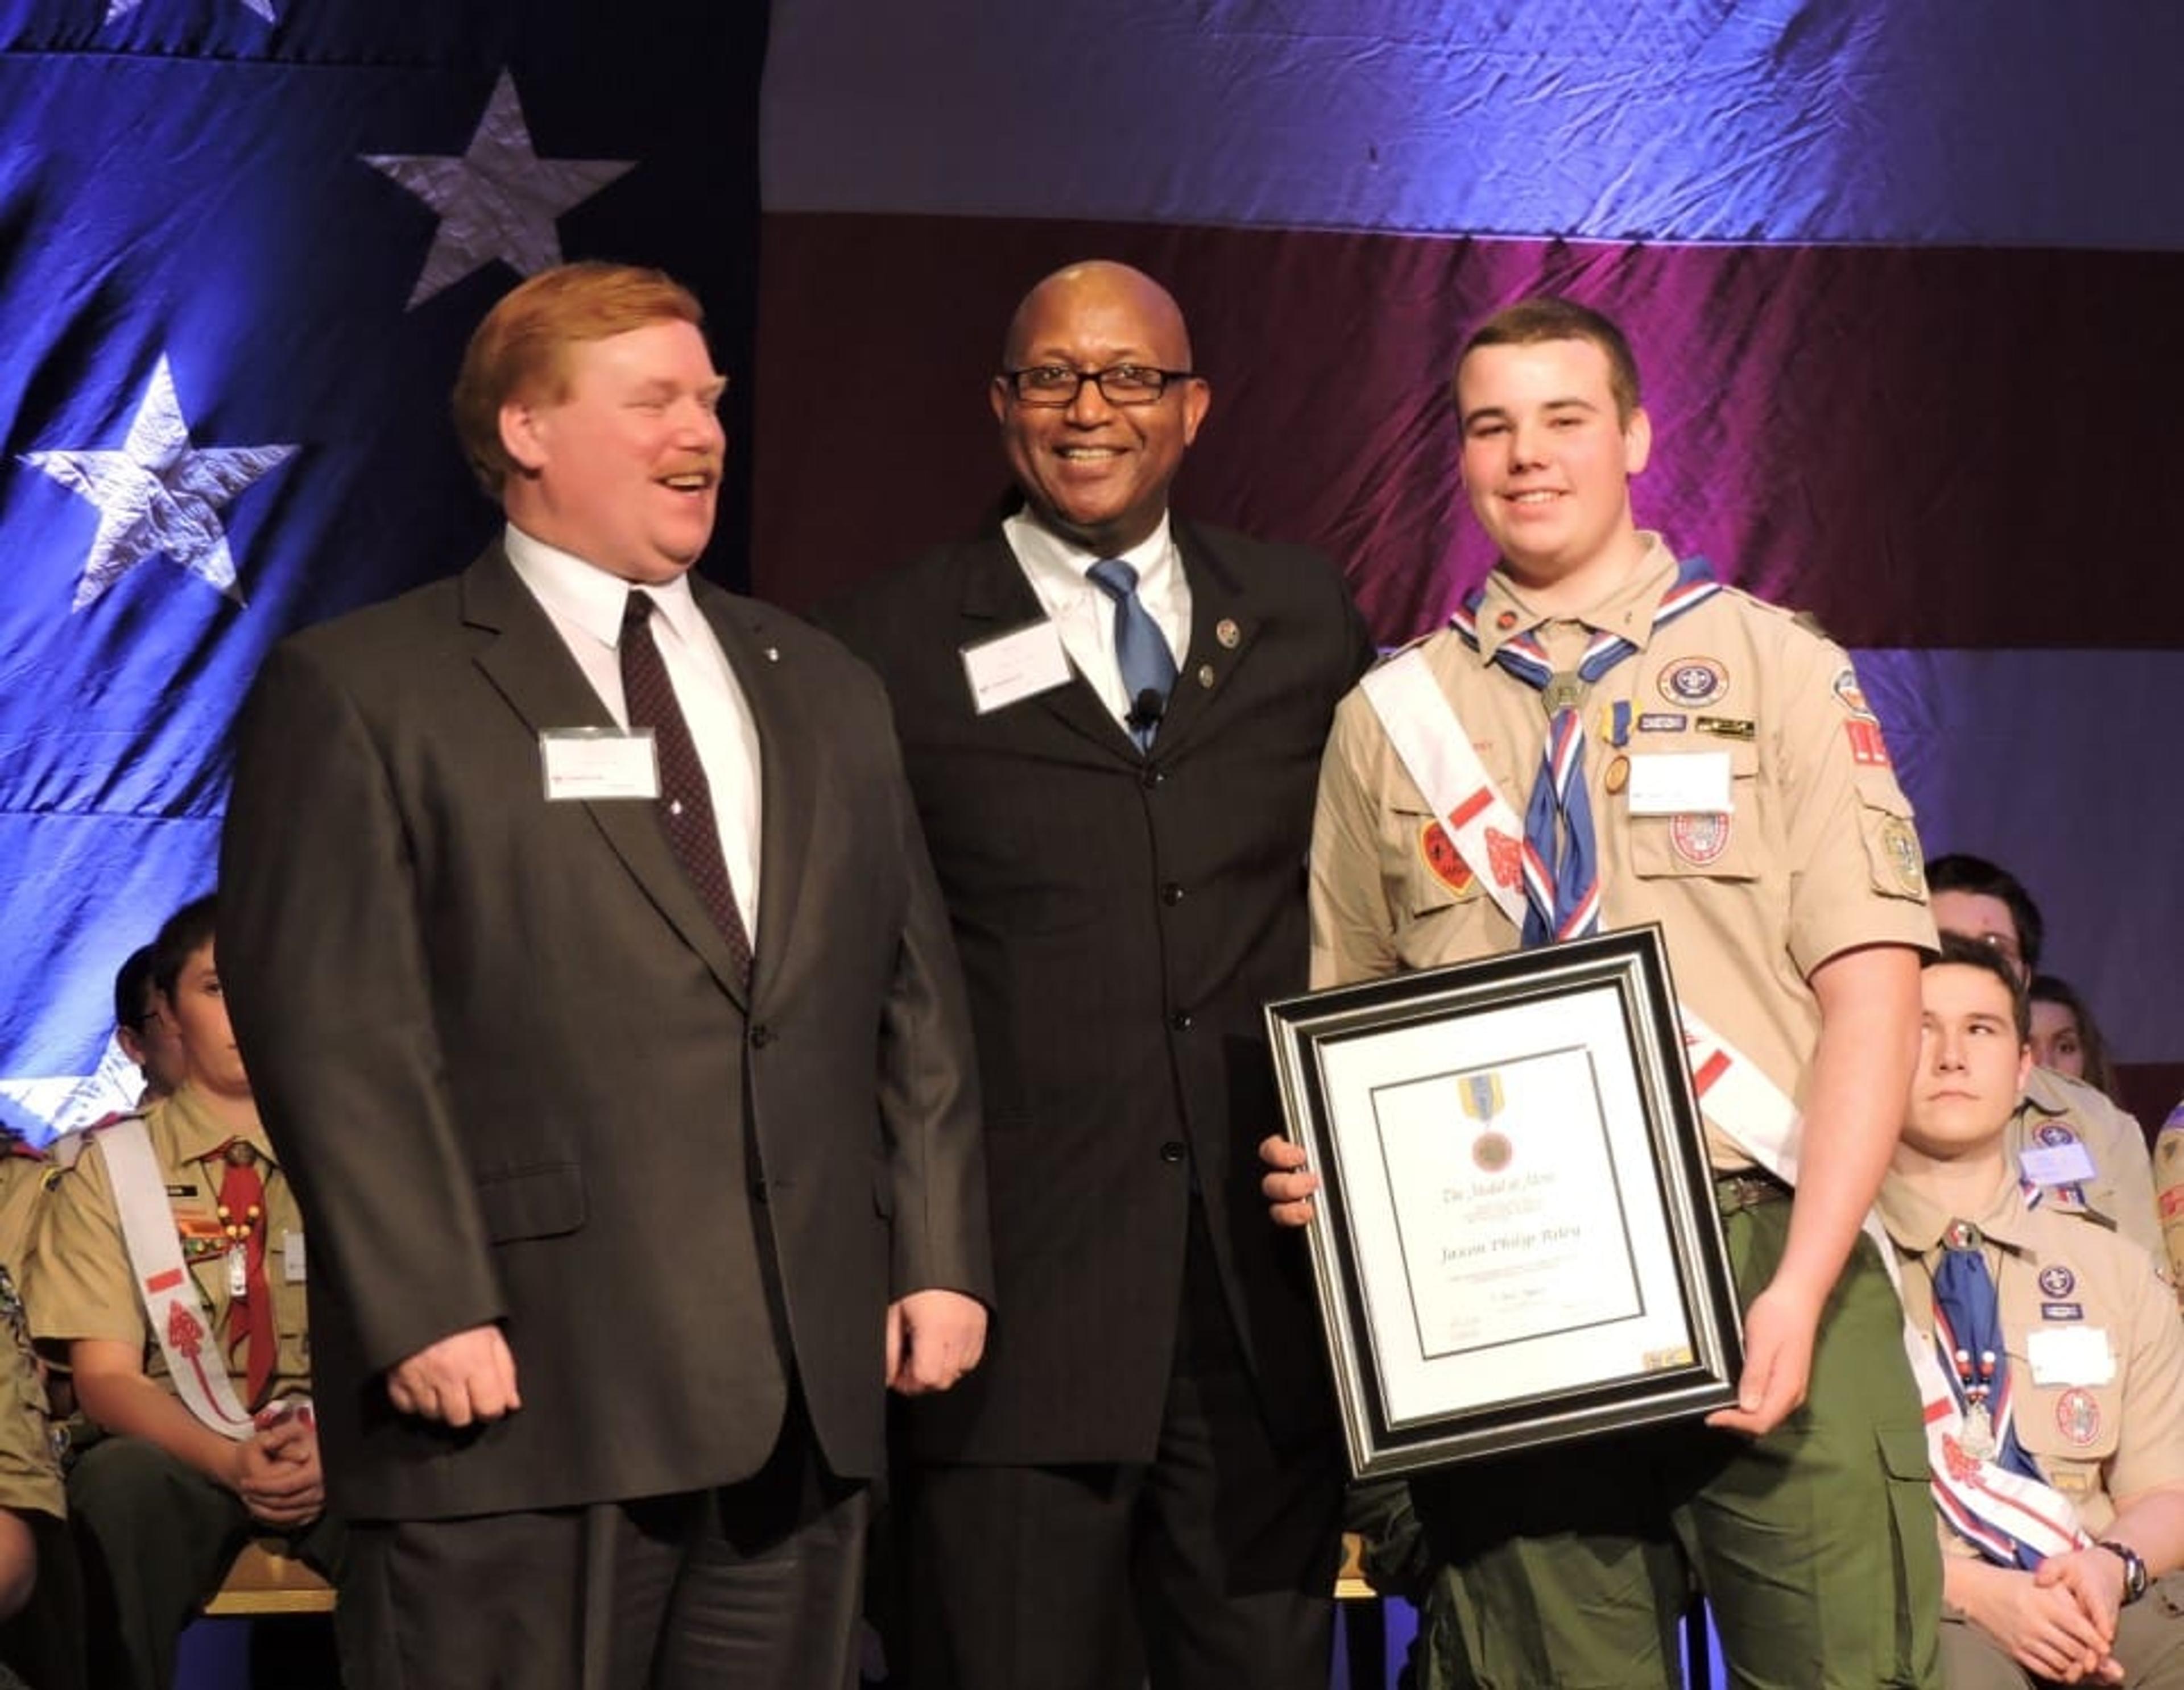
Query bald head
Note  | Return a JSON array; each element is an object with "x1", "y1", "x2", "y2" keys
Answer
[
  {"x1": 990, "y1": 259, "x2": 1210, "y2": 556},
  {"x1": 1002, "y1": 261, "x2": 1195, "y2": 371}
]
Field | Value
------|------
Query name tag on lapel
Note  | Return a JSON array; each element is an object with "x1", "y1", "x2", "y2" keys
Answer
[
  {"x1": 540, "y1": 727, "x2": 660, "y2": 801},
  {"x1": 961, "y1": 620, "x2": 1072, "y2": 714}
]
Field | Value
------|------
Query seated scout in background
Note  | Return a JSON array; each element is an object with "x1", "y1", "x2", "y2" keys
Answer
[
  {"x1": 0, "y1": 1258, "x2": 78, "y2": 1690},
  {"x1": 1884, "y1": 937, "x2": 2184, "y2": 1688},
  {"x1": 1926, "y1": 853, "x2": 2161, "y2": 1265},
  {"x1": 27, "y1": 895, "x2": 342, "y2": 1690}
]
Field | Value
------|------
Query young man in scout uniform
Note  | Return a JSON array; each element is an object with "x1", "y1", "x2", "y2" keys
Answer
[
  {"x1": 1926, "y1": 852, "x2": 2162, "y2": 1266},
  {"x1": 27, "y1": 896, "x2": 340, "y2": 1690},
  {"x1": 1886, "y1": 937, "x2": 2184, "y2": 1688},
  {"x1": 1263, "y1": 295, "x2": 1942, "y2": 1687}
]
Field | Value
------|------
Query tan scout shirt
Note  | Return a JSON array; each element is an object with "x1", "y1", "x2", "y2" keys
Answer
[
  {"x1": 1880, "y1": 1171, "x2": 2184, "y2": 1544},
  {"x1": 0, "y1": 1266, "x2": 60, "y2": 1519},
  {"x1": 1312, "y1": 539, "x2": 1936, "y2": 1169},
  {"x1": 0, "y1": 1144, "x2": 46, "y2": 1276},
  {"x1": 2157, "y1": 1104, "x2": 2184, "y2": 1306},
  {"x1": 2006, "y1": 1067, "x2": 2163, "y2": 1269},
  {"x1": 27, "y1": 1086, "x2": 309, "y2": 1402}
]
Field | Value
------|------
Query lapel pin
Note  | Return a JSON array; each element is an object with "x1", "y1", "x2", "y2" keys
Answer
[
  {"x1": 1215, "y1": 618, "x2": 1240, "y2": 649},
  {"x1": 1196, "y1": 663, "x2": 1215, "y2": 689},
  {"x1": 764, "y1": 647, "x2": 780, "y2": 662}
]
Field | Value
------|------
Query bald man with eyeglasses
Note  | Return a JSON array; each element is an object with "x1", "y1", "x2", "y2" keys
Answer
[{"x1": 824, "y1": 260, "x2": 1375, "y2": 1690}]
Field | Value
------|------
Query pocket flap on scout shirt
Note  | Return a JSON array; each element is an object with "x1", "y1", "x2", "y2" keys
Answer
[
  {"x1": 1627, "y1": 742, "x2": 1760, "y2": 882},
  {"x1": 474, "y1": 1163, "x2": 586, "y2": 1243}
]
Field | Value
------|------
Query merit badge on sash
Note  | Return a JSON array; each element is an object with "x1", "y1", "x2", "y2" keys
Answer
[{"x1": 1461, "y1": 1071, "x2": 1511, "y2": 1173}]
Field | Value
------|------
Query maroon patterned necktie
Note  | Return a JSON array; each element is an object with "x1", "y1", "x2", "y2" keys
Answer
[{"x1": 619, "y1": 591, "x2": 754, "y2": 984}]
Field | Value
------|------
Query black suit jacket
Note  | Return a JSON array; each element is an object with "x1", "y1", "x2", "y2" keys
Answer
[
  {"x1": 824, "y1": 519, "x2": 1373, "y2": 1463},
  {"x1": 220, "y1": 545, "x2": 990, "y2": 1521}
]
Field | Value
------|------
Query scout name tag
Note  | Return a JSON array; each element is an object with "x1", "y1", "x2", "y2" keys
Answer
[
  {"x1": 540, "y1": 727, "x2": 659, "y2": 802},
  {"x1": 1624, "y1": 751, "x2": 1734, "y2": 817}
]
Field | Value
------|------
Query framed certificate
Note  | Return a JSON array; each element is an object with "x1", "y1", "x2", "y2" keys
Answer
[{"x1": 1265, "y1": 925, "x2": 1743, "y2": 1478}]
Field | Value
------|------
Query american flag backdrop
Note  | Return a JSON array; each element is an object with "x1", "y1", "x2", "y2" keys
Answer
[
  {"x1": 6, "y1": 1, "x2": 2183, "y2": 1145},
  {"x1": 751, "y1": 0, "x2": 2184, "y2": 1126},
  {"x1": 0, "y1": 0, "x2": 764, "y2": 1141}
]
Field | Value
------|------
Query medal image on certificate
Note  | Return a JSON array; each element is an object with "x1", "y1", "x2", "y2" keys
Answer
[
  {"x1": 1265, "y1": 926, "x2": 1743, "y2": 1477},
  {"x1": 1376, "y1": 1051, "x2": 1644, "y2": 1364}
]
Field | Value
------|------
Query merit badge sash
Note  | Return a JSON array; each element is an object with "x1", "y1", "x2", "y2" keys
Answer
[
  {"x1": 100, "y1": 1117, "x2": 255, "y2": 1440},
  {"x1": 1359, "y1": 651, "x2": 2090, "y2": 1563}
]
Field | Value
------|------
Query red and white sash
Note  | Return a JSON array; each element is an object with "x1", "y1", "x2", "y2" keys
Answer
[
  {"x1": 1359, "y1": 649, "x2": 2088, "y2": 1560},
  {"x1": 98, "y1": 1117, "x2": 255, "y2": 1440}
]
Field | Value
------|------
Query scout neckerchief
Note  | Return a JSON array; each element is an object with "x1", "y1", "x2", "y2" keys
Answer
[
  {"x1": 1358, "y1": 619, "x2": 2092, "y2": 1565},
  {"x1": 1928, "y1": 1219, "x2": 2049, "y2": 1568},
  {"x1": 99, "y1": 1114, "x2": 255, "y2": 1439},
  {"x1": 1446, "y1": 555, "x2": 1720, "y2": 945}
]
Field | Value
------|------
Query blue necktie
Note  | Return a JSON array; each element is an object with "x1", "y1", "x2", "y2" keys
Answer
[
  {"x1": 1931, "y1": 1229, "x2": 2048, "y2": 1567},
  {"x1": 1088, "y1": 558, "x2": 1177, "y2": 752}
]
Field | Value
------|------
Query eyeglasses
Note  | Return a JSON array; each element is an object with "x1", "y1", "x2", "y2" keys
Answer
[{"x1": 1000, "y1": 364, "x2": 1198, "y2": 407}]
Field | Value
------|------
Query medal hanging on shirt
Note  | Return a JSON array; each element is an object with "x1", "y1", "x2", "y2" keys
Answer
[{"x1": 1954, "y1": 1347, "x2": 1999, "y2": 1461}]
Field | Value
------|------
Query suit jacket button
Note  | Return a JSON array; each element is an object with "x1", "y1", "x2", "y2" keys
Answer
[
  {"x1": 1140, "y1": 767, "x2": 1165, "y2": 789},
  {"x1": 1169, "y1": 1010, "x2": 1193, "y2": 1032},
  {"x1": 1160, "y1": 883, "x2": 1184, "y2": 905},
  {"x1": 750, "y1": 1024, "x2": 772, "y2": 1049},
  {"x1": 1159, "y1": 1140, "x2": 1187, "y2": 1164}
]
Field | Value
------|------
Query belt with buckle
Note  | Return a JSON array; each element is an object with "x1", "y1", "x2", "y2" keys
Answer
[{"x1": 1711, "y1": 1169, "x2": 1792, "y2": 1213}]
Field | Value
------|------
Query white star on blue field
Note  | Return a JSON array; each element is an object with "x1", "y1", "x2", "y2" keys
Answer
[
  {"x1": 19, "y1": 353, "x2": 297, "y2": 612},
  {"x1": 366, "y1": 71, "x2": 638, "y2": 309}
]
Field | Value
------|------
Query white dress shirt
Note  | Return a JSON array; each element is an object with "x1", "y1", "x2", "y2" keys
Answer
[
  {"x1": 504, "y1": 524, "x2": 762, "y2": 932},
  {"x1": 1002, "y1": 509, "x2": 1190, "y2": 731}
]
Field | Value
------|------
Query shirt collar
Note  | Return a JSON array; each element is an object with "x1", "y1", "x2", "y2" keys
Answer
[
  {"x1": 155, "y1": 1084, "x2": 276, "y2": 1170},
  {"x1": 1003, "y1": 508, "x2": 1177, "y2": 607},
  {"x1": 1470, "y1": 532, "x2": 1680, "y2": 666},
  {"x1": 503, "y1": 524, "x2": 707, "y2": 653},
  {"x1": 1877, "y1": 1164, "x2": 2038, "y2": 1258}
]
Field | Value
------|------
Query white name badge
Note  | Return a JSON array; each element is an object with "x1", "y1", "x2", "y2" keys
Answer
[
  {"x1": 2020, "y1": 1140, "x2": 2099, "y2": 1187},
  {"x1": 540, "y1": 727, "x2": 660, "y2": 801},
  {"x1": 2027, "y1": 1325, "x2": 2116, "y2": 1387},
  {"x1": 282, "y1": 1229, "x2": 305, "y2": 1283},
  {"x1": 1625, "y1": 751, "x2": 1734, "y2": 816},
  {"x1": 961, "y1": 619, "x2": 1072, "y2": 714}
]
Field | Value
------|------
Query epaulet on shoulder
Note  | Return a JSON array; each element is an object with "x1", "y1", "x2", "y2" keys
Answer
[
  {"x1": 1725, "y1": 593, "x2": 1839, "y2": 651},
  {"x1": 71, "y1": 1115, "x2": 135, "y2": 1150},
  {"x1": 1368, "y1": 626, "x2": 1447, "y2": 670}
]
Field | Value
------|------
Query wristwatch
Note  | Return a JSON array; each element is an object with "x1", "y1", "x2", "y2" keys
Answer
[{"x1": 2098, "y1": 1539, "x2": 2150, "y2": 1606}]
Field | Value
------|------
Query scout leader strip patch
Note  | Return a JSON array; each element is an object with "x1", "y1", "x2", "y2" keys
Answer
[
  {"x1": 98, "y1": 1117, "x2": 255, "y2": 1440},
  {"x1": 1358, "y1": 657, "x2": 2092, "y2": 1565}
]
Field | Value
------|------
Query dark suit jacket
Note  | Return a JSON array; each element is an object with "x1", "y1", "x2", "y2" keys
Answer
[
  {"x1": 823, "y1": 519, "x2": 1373, "y2": 1464},
  {"x1": 219, "y1": 545, "x2": 990, "y2": 1521}
]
